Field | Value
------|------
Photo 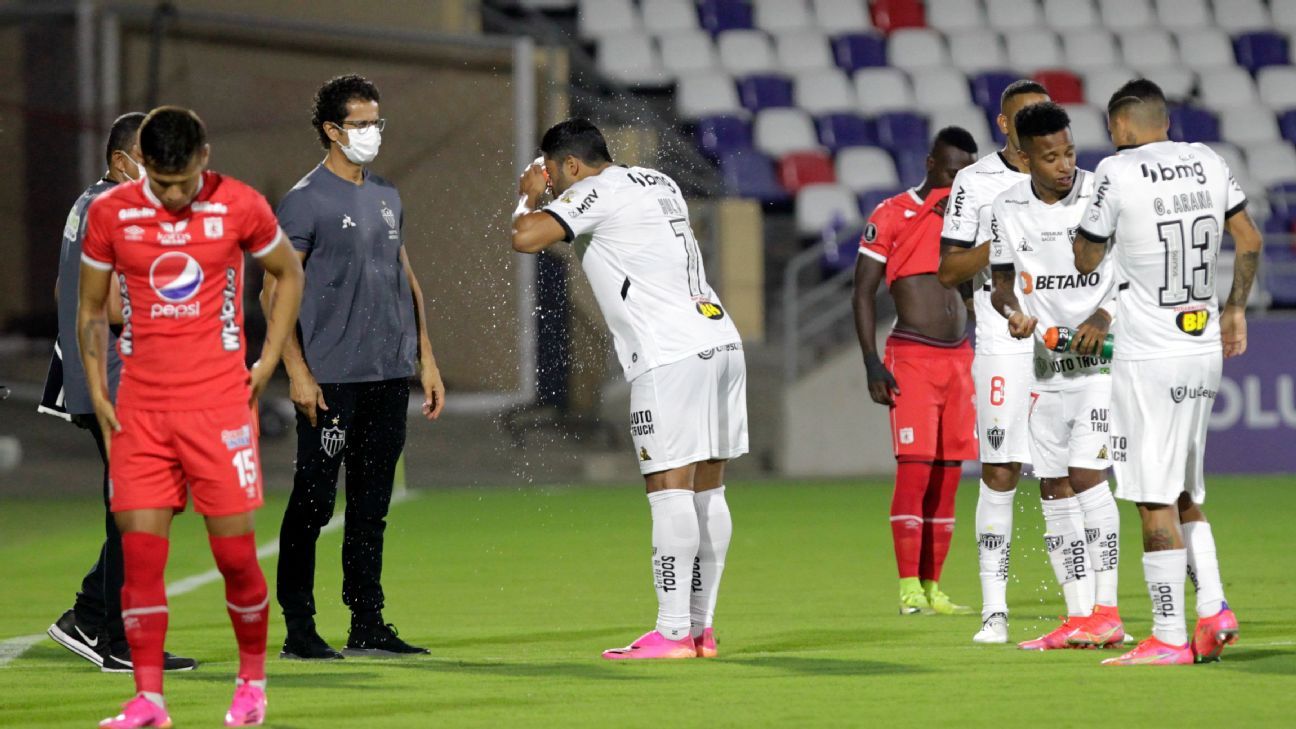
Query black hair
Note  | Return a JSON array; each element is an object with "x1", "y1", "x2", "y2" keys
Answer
[
  {"x1": 312, "y1": 74, "x2": 381, "y2": 149},
  {"x1": 138, "y1": 106, "x2": 207, "y2": 174},
  {"x1": 104, "y1": 112, "x2": 146, "y2": 168},
  {"x1": 540, "y1": 118, "x2": 613, "y2": 165},
  {"x1": 1014, "y1": 101, "x2": 1072, "y2": 149},
  {"x1": 933, "y1": 125, "x2": 977, "y2": 155},
  {"x1": 1107, "y1": 78, "x2": 1167, "y2": 117},
  {"x1": 1000, "y1": 79, "x2": 1049, "y2": 111}
]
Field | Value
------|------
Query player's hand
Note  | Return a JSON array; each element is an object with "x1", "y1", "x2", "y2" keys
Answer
[
  {"x1": 1221, "y1": 305, "x2": 1248, "y2": 358},
  {"x1": 1008, "y1": 311, "x2": 1037, "y2": 339},
  {"x1": 90, "y1": 394, "x2": 120, "y2": 455},
  {"x1": 864, "y1": 355, "x2": 900, "y2": 407},
  {"x1": 420, "y1": 362, "x2": 445, "y2": 421},
  {"x1": 288, "y1": 370, "x2": 328, "y2": 427},
  {"x1": 519, "y1": 158, "x2": 550, "y2": 201},
  {"x1": 1072, "y1": 309, "x2": 1112, "y2": 356},
  {"x1": 247, "y1": 359, "x2": 276, "y2": 408}
]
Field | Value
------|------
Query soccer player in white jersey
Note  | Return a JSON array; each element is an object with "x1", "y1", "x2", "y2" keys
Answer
[
  {"x1": 936, "y1": 80, "x2": 1050, "y2": 643},
  {"x1": 1074, "y1": 79, "x2": 1260, "y2": 666},
  {"x1": 510, "y1": 119, "x2": 747, "y2": 660},
  {"x1": 988, "y1": 102, "x2": 1126, "y2": 651}
]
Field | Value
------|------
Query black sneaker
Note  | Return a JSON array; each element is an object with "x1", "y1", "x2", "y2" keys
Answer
[
  {"x1": 101, "y1": 642, "x2": 199, "y2": 673},
  {"x1": 280, "y1": 623, "x2": 345, "y2": 660},
  {"x1": 47, "y1": 608, "x2": 104, "y2": 667},
  {"x1": 344, "y1": 620, "x2": 429, "y2": 657}
]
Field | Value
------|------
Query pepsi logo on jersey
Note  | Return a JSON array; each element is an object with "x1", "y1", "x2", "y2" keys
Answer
[{"x1": 149, "y1": 251, "x2": 203, "y2": 319}]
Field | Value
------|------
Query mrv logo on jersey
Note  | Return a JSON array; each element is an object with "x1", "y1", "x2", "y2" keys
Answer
[{"x1": 1140, "y1": 160, "x2": 1207, "y2": 185}]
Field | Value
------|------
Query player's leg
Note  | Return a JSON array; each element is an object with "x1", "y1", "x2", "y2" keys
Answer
[
  {"x1": 921, "y1": 344, "x2": 975, "y2": 615},
  {"x1": 691, "y1": 459, "x2": 730, "y2": 658},
  {"x1": 885, "y1": 341, "x2": 941, "y2": 614},
  {"x1": 206, "y1": 512, "x2": 269, "y2": 727},
  {"x1": 1181, "y1": 495, "x2": 1238, "y2": 661}
]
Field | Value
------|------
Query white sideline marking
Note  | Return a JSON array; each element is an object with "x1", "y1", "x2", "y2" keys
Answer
[{"x1": 0, "y1": 490, "x2": 414, "y2": 668}]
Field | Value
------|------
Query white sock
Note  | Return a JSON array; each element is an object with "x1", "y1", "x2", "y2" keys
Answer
[
  {"x1": 236, "y1": 678, "x2": 268, "y2": 689},
  {"x1": 1144, "y1": 549, "x2": 1189, "y2": 646},
  {"x1": 1041, "y1": 496, "x2": 1095, "y2": 617},
  {"x1": 975, "y1": 482, "x2": 1015, "y2": 618},
  {"x1": 690, "y1": 486, "x2": 733, "y2": 638},
  {"x1": 647, "y1": 489, "x2": 699, "y2": 641},
  {"x1": 1076, "y1": 483, "x2": 1120, "y2": 608},
  {"x1": 1183, "y1": 520, "x2": 1226, "y2": 617},
  {"x1": 140, "y1": 692, "x2": 165, "y2": 709}
]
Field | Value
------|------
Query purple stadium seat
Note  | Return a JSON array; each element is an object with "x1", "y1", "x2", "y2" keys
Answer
[
  {"x1": 987, "y1": 109, "x2": 1006, "y2": 145},
  {"x1": 875, "y1": 111, "x2": 929, "y2": 152},
  {"x1": 858, "y1": 187, "x2": 905, "y2": 217},
  {"x1": 1263, "y1": 215, "x2": 1293, "y2": 235},
  {"x1": 1264, "y1": 243, "x2": 1296, "y2": 307},
  {"x1": 698, "y1": 0, "x2": 753, "y2": 35},
  {"x1": 832, "y1": 32, "x2": 888, "y2": 72},
  {"x1": 816, "y1": 113, "x2": 878, "y2": 151},
  {"x1": 738, "y1": 73, "x2": 794, "y2": 111},
  {"x1": 1076, "y1": 148, "x2": 1112, "y2": 172},
  {"x1": 1169, "y1": 106, "x2": 1221, "y2": 143},
  {"x1": 719, "y1": 148, "x2": 790, "y2": 202},
  {"x1": 891, "y1": 147, "x2": 929, "y2": 186},
  {"x1": 1234, "y1": 32, "x2": 1291, "y2": 74},
  {"x1": 971, "y1": 72, "x2": 1018, "y2": 114},
  {"x1": 1268, "y1": 181, "x2": 1296, "y2": 224},
  {"x1": 1279, "y1": 109, "x2": 1296, "y2": 145},
  {"x1": 695, "y1": 115, "x2": 752, "y2": 160},
  {"x1": 826, "y1": 230, "x2": 866, "y2": 274}
]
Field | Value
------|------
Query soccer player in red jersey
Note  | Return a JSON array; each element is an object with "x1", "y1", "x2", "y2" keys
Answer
[
  {"x1": 77, "y1": 107, "x2": 304, "y2": 728},
  {"x1": 852, "y1": 127, "x2": 979, "y2": 615}
]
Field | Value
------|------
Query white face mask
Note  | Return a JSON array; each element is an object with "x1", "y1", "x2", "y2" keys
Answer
[
  {"x1": 338, "y1": 125, "x2": 381, "y2": 165},
  {"x1": 119, "y1": 153, "x2": 145, "y2": 182}
]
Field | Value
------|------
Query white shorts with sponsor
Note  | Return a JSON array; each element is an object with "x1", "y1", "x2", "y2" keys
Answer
[
  {"x1": 1027, "y1": 378, "x2": 1112, "y2": 479},
  {"x1": 628, "y1": 345, "x2": 749, "y2": 475},
  {"x1": 973, "y1": 353, "x2": 1033, "y2": 464},
  {"x1": 1111, "y1": 352, "x2": 1221, "y2": 505}
]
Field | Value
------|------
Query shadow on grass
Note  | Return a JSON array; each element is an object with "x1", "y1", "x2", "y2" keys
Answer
[
  {"x1": 1214, "y1": 646, "x2": 1296, "y2": 675},
  {"x1": 183, "y1": 670, "x2": 386, "y2": 687},
  {"x1": 729, "y1": 628, "x2": 889, "y2": 654},
  {"x1": 425, "y1": 626, "x2": 634, "y2": 649},
  {"x1": 721, "y1": 655, "x2": 927, "y2": 677}
]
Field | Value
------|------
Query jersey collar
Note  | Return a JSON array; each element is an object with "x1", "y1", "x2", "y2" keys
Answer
[
  {"x1": 140, "y1": 172, "x2": 205, "y2": 210},
  {"x1": 906, "y1": 188, "x2": 923, "y2": 204}
]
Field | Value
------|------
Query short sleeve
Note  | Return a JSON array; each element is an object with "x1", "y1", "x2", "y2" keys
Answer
[
  {"x1": 974, "y1": 204, "x2": 994, "y2": 246},
  {"x1": 1079, "y1": 157, "x2": 1121, "y2": 243},
  {"x1": 858, "y1": 203, "x2": 896, "y2": 263},
  {"x1": 543, "y1": 177, "x2": 614, "y2": 241},
  {"x1": 241, "y1": 189, "x2": 282, "y2": 257},
  {"x1": 1222, "y1": 163, "x2": 1248, "y2": 219},
  {"x1": 276, "y1": 188, "x2": 317, "y2": 254},
  {"x1": 80, "y1": 196, "x2": 115, "y2": 271},
  {"x1": 988, "y1": 207, "x2": 1012, "y2": 267},
  {"x1": 940, "y1": 172, "x2": 979, "y2": 246}
]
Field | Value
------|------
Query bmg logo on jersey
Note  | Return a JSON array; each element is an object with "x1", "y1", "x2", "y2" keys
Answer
[
  {"x1": 1140, "y1": 160, "x2": 1207, "y2": 185},
  {"x1": 149, "y1": 252, "x2": 203, "y2": 319}
]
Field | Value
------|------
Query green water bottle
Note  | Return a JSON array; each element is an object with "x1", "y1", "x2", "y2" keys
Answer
[{"x1": 1044, "y1": 326, "x2": 1114, "y2": 359}]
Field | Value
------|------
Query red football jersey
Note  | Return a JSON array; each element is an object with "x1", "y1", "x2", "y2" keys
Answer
[
  {"x1": 857, "y1": 187, "x2": 951, "y2": 287},
  {"x1": 81, "y1": 172, "x2": 281, "y2": 410}
]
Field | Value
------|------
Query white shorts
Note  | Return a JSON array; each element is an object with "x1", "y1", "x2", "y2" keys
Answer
[
  {"x1": 1110, "y1": 353, "x2": 1221, "y2": 505},
  {"x1": 973, "y1": 353, "x2": 1033, "y2": 464},
  {"x1": 628, "y1": 345, "x2": 749, "y2": 475},
  {"x1": 1027, "y1": 379, "x2": 1112, "y2": 479}
]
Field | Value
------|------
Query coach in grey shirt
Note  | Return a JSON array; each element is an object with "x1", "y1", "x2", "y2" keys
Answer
[{"x1": 263, "y1": 74, "x2": 444, "y2": 660}]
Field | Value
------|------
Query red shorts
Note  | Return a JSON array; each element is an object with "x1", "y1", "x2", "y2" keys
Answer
[
  {"x1": 883, "y1": 334, "x2": 977, "y2": 461},
  {"x1": 109, "y1": 404, "x2": 264, "y2": 516}
]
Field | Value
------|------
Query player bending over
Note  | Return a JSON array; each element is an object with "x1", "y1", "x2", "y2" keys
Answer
[
  {"x1": 1074, "y1": 79, "x2": 1258, "y2": 666},
  {"x1": 511, "y1": 119, "x2": 747, "y2": 660},
  {"x1": 988, "y1": 102, "x2": 1124, "y2": 651},
  {"x1": 79, "y1": 107, "x2": 304, "y2": 726}
]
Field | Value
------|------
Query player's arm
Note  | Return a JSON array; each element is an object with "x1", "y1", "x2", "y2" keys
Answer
[
  {"x1": 511, "y1": 162, "x2": 565, "y2": 254},
  {"x1": 1221, "y1": 208, "x2": 1263, "y2": 358},
  {"x1": 251, "y1": 233, "x2": 304, "y2": 406},
  {"x1": 259, "y1": 251, "x2": 312, "y2": 378},
  {"x1": 937, "y1": 239, "x2": 989, "y2": 288},
  {"x1": 106, "y1": 273, "x2": 124, "y2": 326},
  {"x1": 852, "y1": 253, "x2": 899, "y2": 407},
  {"x1": 76, "y1": 261, "x2": 120, "y2": 444},
  {"x1": 1072, "y1": 230, "x2": 1108, "y2": 275},
  {"x1": 400, "y1": 244, "x2": 445, "y2": 420},
  {"x1": 990, "y1": 264, "x2": 1036, "y2": 339}
]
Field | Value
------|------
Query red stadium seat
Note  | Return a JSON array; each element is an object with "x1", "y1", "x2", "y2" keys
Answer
[
  {"x1": 1033, "y1": 70, "x2": 1084, "y2": 105},
  {"x1": 778, "y1": 151, "x2": 837, "y2": 193},
  {"x1": 870, "y1": 0, "x2": 925, "y2": 34}
]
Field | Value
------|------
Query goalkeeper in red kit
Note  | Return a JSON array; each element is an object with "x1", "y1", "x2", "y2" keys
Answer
[
  {"x1": 78, "y1": 107, "x2": 304, "y2": 728},
  {"x1": 852, "y1": 127, "x2": 979, "y2": 615}
]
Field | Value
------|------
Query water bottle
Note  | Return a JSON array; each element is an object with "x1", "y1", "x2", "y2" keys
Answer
[{"x1": 1044, "y1": 326, "x2": 1114, "y2": 359}]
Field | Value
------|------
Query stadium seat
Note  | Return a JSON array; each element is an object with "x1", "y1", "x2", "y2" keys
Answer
[
  {"x1": 1118, "y1": 30, "x2": 1178, "y2": 70},
  {"x1": 1082, "y1": 67, "x2": 1135, "y2": 108},
  {"x1": 796, "y1": 183, "x2": 863, "y2": 236},
  {"x1": 947, "y1": 30, "x2": 1008, "y2": 73},
  {"x1": 1043, "y1": 0, "x2": 1097, "y2": 30},
  {"x1": 911, "y1": 68, "x2": 974, "y2": 112},
  {"x1": 1169, "y1": 105, "x2": 1221, "y2": 143},
  {"x1": 971, "y1": 71, "x2": 1019, "y2": 113},
  {"x1": 1006, "y1": 32, "x2": 1063, "y2": 74},
  {"x1": 1268, "y1": 180, "x2": 1296, "y2": 223},
  {"x1": 1259, "y1": 68, "x2": 1296, "y2": 110},
  {"x1": 1076, "y1": 148, "x2": 1112, "y2": 171},
  {"x1": 753, "y1": 0, "x2": 813, "y2": 31},
  {"x1": 775, "y1": 29, "x2": 834, "y2": 71},
  {"x1": 597, "y1": 33, "x2": 671, "y2": 87},
  {"x1": 698, "y1": 0, "x2": 754, "y2": 34},
  {"x1": 779, "y1": 150, "x2": 837, "y2": 192},
  {"x1": 718, "y1": 30, "x2": 777, "y2": 74},
  {"x1": 887, "y1": 28, "x2": 948, "y2": 70},
  {"x1": 1275, "y1": 0, "x2": 1296, "y2": 33},
  {"x1": 1223, "y1": 107, "x2": 1282, "y2": 145},
  {"x1": 1212, "y1": 0, "x2": 1271, "y2": 35},
  {"x1": 1264, "y1": 244, "x2": 1296, "y2": 307},
  {"x1": 738, "y1": 73, "x2": 794, "y2": 111},
  {"x1": 1234, "y1": 32, "x2": 1292, "y2": 74},
  {"x1": 718, "y1": 148, "x2": 789, "y2": 202},
  {"x1": 660, "y1": 30, "x2": 719, "y2": 75},
  {"x1": 1279, "y1": 110, "x2": 1296, "y2": 145},
  {"x1": 870, "y1": 0, "x2": 926, "y2": 34},
  {"x1": 641, "y1": 0, "x2": 700, "y2": 34},
  {"x1": 794, "y1": 69, "x2": 858, "y2": 114},
  {"x1": 854, "y1": 67, "x2": 916, "y2": 114},
  {"x1": 875, "y1": 111, "x2": 930, "y2": 151},
  {"x1": 676, "y1": 71, "x2": 742, "y2": 119},
  {"x1": 519, "y1": 0, "x2": 577, "y2": 8},
  {"x1": 836, "y1": 146, "x2": 902, "y2": 191},
  {"x1": 1098, "y1": 0, "x2": 1154, "y2": 30},
  {"x1": 812, "y1": 0, "x2": 875, "y2": 33},
  {"x1": 1062, "y1": 29, "x2": 1118, "y2": 71},
  {"x1": 1152, "y1": 0, "x2": 1210, "y2": 30},
  {"x1": 858, "y1": 187, "x2": 906, "y2": 217},
  {"x1": 577, "y1": 0, "x2": 638, "y2": 38},
  {"x1": 1245, "y1": 141, "x2": 1296, "y2": 188},
  {"x1": 754, "y1": 107, "x2": 820, "y2": 156},
  {"x1": 832, "y1": 32, "x2": 888, "y2": 72},
  {"x1": 890, "y1": 147, "x2": 930, "y2": 186},
  {"x1": 926, "y1": 0, "x2": 984, "y2": 33},
  {"x1": 816, "y1": 112, "x2": 878, "y2": 151},
  {"x1": 985, "y1": 0, "x2": 1042, "y2": 31},
  {"x1": 929, "y1": 106, "x2": 993, "y2": 154},
  {"x1": 1034, "y1": 70, "x2": 1084, "y2": 105},
  {"x1": 1199, "y1": 68, "x2": 1260, "y2": 111},
  {"x1": 1174, "y1": 29, "x2": 1238, "y2": 72},
  {"x1": 695, "y1": 115, "x2": 752, "y2": 160},
  {"x1": 1138, "y1": 67, "x2": 1195, "y2": 101},
  {"x1": 1208, "y1": 142, "x2": 1260, "y2": 199},
  {"x1": 1062, "y1": 104, "x2": 1109, "y2": 149}
]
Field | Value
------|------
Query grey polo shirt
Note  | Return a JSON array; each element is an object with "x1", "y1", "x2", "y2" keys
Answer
[{"x1": 277, "y1": 164, "x2": 417, "y2": 384}]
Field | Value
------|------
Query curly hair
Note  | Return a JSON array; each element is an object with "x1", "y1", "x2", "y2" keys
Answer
[
  {"x1": 312, "y1": 74, "x2": 381, "y2": 149},
  {"x1": 1014, "y1": 101, "x2": 1072, "y2": 149}
]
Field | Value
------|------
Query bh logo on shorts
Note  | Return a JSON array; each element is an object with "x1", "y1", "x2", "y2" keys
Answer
[{"x1": 149, "y1": 252, "x2": 203, "y2": 319}]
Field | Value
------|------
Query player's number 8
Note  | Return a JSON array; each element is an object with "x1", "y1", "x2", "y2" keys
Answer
[{"x1": 990, "y1": 376, "x2": 1006, "y2": 407}]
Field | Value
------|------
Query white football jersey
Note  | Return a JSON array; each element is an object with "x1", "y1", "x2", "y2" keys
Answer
[
  {"x1": 990, "y1": 170, "x2": 1115, "y2": 390},
  {"x1": 941, "y1": 151, "x2": 1033, "y2": 356},
  {"x1": 544, "y1": 166, "x2": 741, "y2": 381},
  {"x1": 1078, "y1": 141, "x2": 1246, "y2": 361}
]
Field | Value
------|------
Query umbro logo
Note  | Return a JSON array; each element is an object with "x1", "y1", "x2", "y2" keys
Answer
[{"x1": 342, "y1": 215, "x2": 356, "y2": 229}]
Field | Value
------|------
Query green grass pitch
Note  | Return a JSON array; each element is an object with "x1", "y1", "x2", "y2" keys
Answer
[{"x1": 2, "y1": 477, "x2": 1293, "y2": 727}]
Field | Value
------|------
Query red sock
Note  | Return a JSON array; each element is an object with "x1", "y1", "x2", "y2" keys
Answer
[
  {"x1": 121, "y1": 532, "x2": 170, "y2": 696},
  {"x1": 891, "y1": 460, "x2": 933, "y2": 579},
  {"x1": 919, "y1": 463, "x2": 962, "y2": 582},
  {"x1": 210, "y1": 533, "x2": 268, "y2": 682}
]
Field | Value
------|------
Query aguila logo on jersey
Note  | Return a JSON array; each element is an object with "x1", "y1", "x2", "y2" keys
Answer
[
  {"x1": 149, "y1": 252, "x2": 203, "y2": 318},
  {"x1": 986, "y1": 425, "x2": 1005, "y2": 450},
  {"x1": 157, "y1": 219, "x2": 191, "y2": 246}
]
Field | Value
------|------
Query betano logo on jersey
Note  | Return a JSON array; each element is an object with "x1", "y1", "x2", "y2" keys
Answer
[
  {"x1": 149, "y1": 252, "x2": 203, "y2": 319},
  {"x1": 1020, "y1": 271, "x2": 1101, "y2": 295}
]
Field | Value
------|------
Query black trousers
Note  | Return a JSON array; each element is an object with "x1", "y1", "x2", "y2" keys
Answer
[
  {"x1": 276, "y1": 379, "x2": 408, "y2": 624},
  {"x1": 71, "y1": 417, "x2": 125, "y2": 646}
]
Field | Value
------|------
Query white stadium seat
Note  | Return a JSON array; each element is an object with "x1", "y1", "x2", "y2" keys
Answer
[
  {"x1": 717, "y1": 30, "x2": 777, "y2": 75},
  {"x1": 1212, "y1": 0, "x2": 1271, "y2": 34},
  {"x1": 676, "y1": 71, "x2": 741, "y2": 119},
  {"x1": 794, "y1": 69, "x2": 858, "y2": 113},
  {"x1": 1082, "y1": 67, "x2": 1136, "y2": 108},
  {"x1": 947, "y1": 30, "x2": 1008, "y2": 73},
  {"x1": 1062, "y1": 29, "x2": 1118, "y2": 71},
  {"x1": 926, "y1": 0, "x2": 985, "y2": 33},
  {"x1": 1098, "y1": 0, "x2": 1154, "y2": 30},
  {"x1": 1221, "y1": 106, "x2": 1282, "y2": 145},
  {"x1": 1006, "y1": 31, "x2": 1063, "y2": 74},
  {"x1": 754, "y1": 107, "x2": 820, "y2": 157},
  {"x1": 598, "y1": 32, "x2": 671, "y2": 86},
  {"x1": 911, "y1": 68, "x2": 974, "y2": 112},
  {"x1": 1208, "y1": 142, "x2": 1261, "y2": 200},
  {"x1": 1062, "y1": 104, "x2": 1109, "y2": 149},
  {"x1": 578, "y1": 0, "x2": 639, "y2": 38},
  {"x1": 1153, "y1": 0, "x2": 1210, "y2": 30},
  {"x1": 929, "y1": 106, "x2": 994, "y2": 155},
  {"x1": 520, "y1": 0, "x2": 576, "y2": 8},
  {"x1": 1258, "y1": 67, "x2": 1296, "y2": 111},
  {"x1": 835, "y1": 146, "x2": 901, "y2": 192},
  {"x1": 1198, "y1": 68, "x2": 1261, "y2": 111},
  {"x1": 641, "y1": 0, "x2": 699, "y2": 34},
  {"x1": 1043, "y1": 0, "x2": 1098, "y2": 30},
  {"x1": 796, "y1": 183, "x2": 862, "y2": 236},
  {"x1": 775, "y1": 29, "x2": 834, "y2": 71},
  {"x1": 854, "y1": 67, "x2": 917, "y2": 114},
  {"x1": 888, "y1": 28, "x2": 949, "y2": 71},
  {"x1": 1245, "y1": 141, "x2": 1296, "y2": 187},
  {"x1": 1137, "y1": 67, "x2": 1195, "y2": 101},
  {"x1": 1174, "y1": 29, "x2": 1239, "y2": 72},
  {"x1": 1275, "y1": 0, "x2": 1296, "y2": 32},
  {"x1": 811, "y1": 0, "x2": 874, "y2": 33},
  {"x1": 659, "y1": 30, "x2": 718, "y2": 75},
  {"x1": 753, "y1": 0, "x2": 814, "y2": 32},
  {"x1": 1118, "y1": 30, "x2": 1178, "y2": 70},
  {"x1": 986, "y1": 0, "x2": 1042, "y2": 31}
]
